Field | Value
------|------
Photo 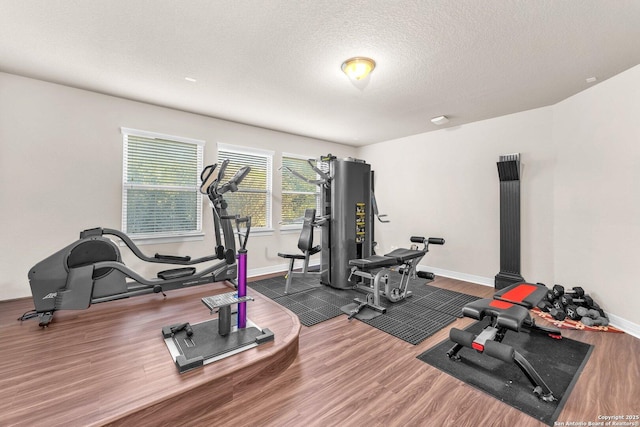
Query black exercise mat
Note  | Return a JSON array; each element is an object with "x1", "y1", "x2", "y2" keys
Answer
[
  {"x1": 355, "y1": 302, "x2": 460, "y2": 345},
  {"x1": 248, "y1": 273, "x2": 321, "y2": 299},
  {"x1": 342, "y1": 280, "x2": 482, "y2": 345},
  {"x1": 416, "y1": 319, "x2": 593, "y2": 426},
  {"x1": 248, "y1": 271, "x2": 355, "y2": 326},
  {"x1": 249, "y1": 272, "x2": 482, "y2": 344}
]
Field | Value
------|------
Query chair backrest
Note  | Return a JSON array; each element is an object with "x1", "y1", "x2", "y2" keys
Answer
[{"x1": 297, "y1": 208, "x2": 316, "y2": 253}]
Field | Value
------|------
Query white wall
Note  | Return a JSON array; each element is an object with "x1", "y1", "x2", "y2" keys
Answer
[
  {"x1": 361, "y1": 64, "x2": 640, "y2": 328},
  {"x1": 552, "y1": 65, "x2": 640, "y2": 326},
  {"x1": 0, "y1": 72, "x2": 355, "y2": 300},
  {"x1": 359, "y1": 107, "x2": 556, "y2": 285}
]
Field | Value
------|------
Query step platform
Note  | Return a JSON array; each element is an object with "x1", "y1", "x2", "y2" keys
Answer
[{"x1": 162, "y1": 291, "x2": 274, "y2": 373}]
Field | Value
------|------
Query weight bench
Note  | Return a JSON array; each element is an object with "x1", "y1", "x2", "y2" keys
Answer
[
  {"x1": 446, "y1": 282, "x2": 562, "y2": 402},
  {"x1": 344, "y1": 236, "x2": 445, "y2": 320}
]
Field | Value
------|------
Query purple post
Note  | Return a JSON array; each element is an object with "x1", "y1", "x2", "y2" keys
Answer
[{"x1": 237, "y1": 249, "x2": 247, "y2": 329}]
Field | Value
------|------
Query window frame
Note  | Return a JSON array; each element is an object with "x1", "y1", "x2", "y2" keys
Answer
[
  {"x1": 121, "y1": 127, "x2": 205, "y2": 245},
  {"x1": 280, "y1": 152, "x2": 322, "y2": 231},
  {"x1": 217, "y1": 143, "x2": 274, "y2": 234}
]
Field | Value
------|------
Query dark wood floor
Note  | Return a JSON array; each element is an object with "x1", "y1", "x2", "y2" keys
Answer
[
  {"x1": 0, "y1": 281, "x2": 300, "y2": 427},
  {"x1": 1, "y1": 275, "x2": 638, "y2": 426}
]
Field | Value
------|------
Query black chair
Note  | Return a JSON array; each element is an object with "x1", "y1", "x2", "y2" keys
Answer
[{"x1": 278, "y1": 208, "x2": 321, "y2": 294}]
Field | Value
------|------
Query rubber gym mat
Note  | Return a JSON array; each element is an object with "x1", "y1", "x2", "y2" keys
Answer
[
  {"x1": 353, "y1": 299, "x2": 461, "y2": 345},
  {"x1": 249, "y1": 272, "x2": 482, "y2": 341},
  {"x1": 416, "y1": 318, "x2": 593, "y2": 426},
  {"x1": 248, "y1": 274, "x2": 321, "y2": 299}
]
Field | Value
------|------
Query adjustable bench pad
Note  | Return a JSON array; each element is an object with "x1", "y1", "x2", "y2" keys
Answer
[
  {"x1": 349, "y1": 255, "x2": 400, "y2": 269},
  {"x1": 383, "y1": 248, "x2": 425, "y2": 263},
  {"x1": 461, "y1": 282, "x2": 548, "y2": 332},
  {"x1": 493, "y1": 282, "x2": 548, "y2": 309},
  {"x1": 462, "y1": 299, "x2": 530, "y2": 332},
  {"x1": 278, "y1": 245, "x2": 320, "y2": 260},
  {"x1": 348, "y1": 247, "x2": 425, "y2": 270}
]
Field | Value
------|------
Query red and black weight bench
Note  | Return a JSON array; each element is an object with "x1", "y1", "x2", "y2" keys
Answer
[{"x1": 446, "y1": 282, "x2": 562, "y2": 402}]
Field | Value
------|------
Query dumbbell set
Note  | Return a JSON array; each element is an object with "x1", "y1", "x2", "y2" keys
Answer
[{"x1": 536, "y1": 283, "x2": 609, "y2": 326}]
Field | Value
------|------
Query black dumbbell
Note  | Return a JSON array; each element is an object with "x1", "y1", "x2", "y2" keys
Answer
[
  {"x1": 576, "y1": 306, "x2": 605, "y2": 320},
  {"x1": 535, "y1": 283, "x2": 554, "y2": 302},
  {"x1": 552, "y1": 284, "x2": 585, "y2": 299},
  {"x1": 537, "y1": 300, "x2": 567, "y2": 321},
  {"x1": 560, "y1": 294, "x2": 594, "y2": 307},
  {"x1": 564, "y1": 304, "x2": 581, "y2": 320},
  {"x1": 581, "y1": 316, "x2": 609, "y2": 327},
  {"x1": 588, "y1": 301, "x2": 607, "y2": 318},
  {"x1": 552, "y1": 298, "x2": 564, "y2": 311}
]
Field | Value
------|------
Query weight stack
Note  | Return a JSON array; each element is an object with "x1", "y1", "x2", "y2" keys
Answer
[{"x1": 495, "y1": 154, "x2": 525, "y2": 290}]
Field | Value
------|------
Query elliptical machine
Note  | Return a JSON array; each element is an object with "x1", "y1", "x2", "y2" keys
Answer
[{"x1": 26, "y1": 160, "x2": 251, "y2": 327}]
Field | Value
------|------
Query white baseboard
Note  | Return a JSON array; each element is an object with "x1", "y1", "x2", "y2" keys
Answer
[
  {"x1": 418, "y1": 265, "x2": 494, "y2": 287},
  {"x1": 247, "y1": 260, "x2": 320, "y2": 279},
  {"x1": 607, "y1": 313, "x2": 640, "y2": 339}
]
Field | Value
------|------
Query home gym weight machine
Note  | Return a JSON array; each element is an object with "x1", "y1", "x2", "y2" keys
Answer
[
  {"x1": 26, "y1": 160, "x2": 251, "y2": 327},
  {"x1": 345, "y1": 236, "x2": 445, "y2": 320},
  {"x1": 284, "y1": 154, "x2": 382, "y2": 289},
  {"x1": 284, "y1": 154, "x2": 443, "y2": 315}
]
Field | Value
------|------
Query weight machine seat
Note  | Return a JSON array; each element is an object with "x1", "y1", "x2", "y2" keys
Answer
[
  {"x1": 277, "y1": 245, "x2": 320, "y2": 260},
  {"x1": 277, "y1": 208, "x2": 321, "y2": 294},
  {"x1": 348, "y1": 255, "x2": 401, "y2": 270},
  {"x1": 348, "y1": 247, "x2": 425, "y2": 270},
  {"x1": 384, "y1": 248, "x2": 426, "y2": 263}
]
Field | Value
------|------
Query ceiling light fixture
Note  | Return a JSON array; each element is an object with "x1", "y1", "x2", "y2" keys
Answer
[
  {"x1": 341, "y1": 57, "x2": 376, "y2": 80},
  {"x1": 185, "y1": 77, "x2": 197, "y2": 82},
  {"x1": 431, "y1": 115, "x2": 449, "y2": 125}
]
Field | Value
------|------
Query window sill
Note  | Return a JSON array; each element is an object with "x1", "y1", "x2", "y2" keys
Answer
[
  {"x1": 250, "y1": 228, "x2": 275, "y2": 237},
  {"x1": 279, "y1": 226, "x2": 303, "y2": 234},
  {"x1": 125, "y1": 233, "x2": 205, "y2": 246}
]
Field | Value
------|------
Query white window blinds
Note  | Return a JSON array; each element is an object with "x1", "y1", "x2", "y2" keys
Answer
[
  {"x1": 217, "y1": 144, "x2": 273, "y2": 230},
  {"x1": 281, "y1": 154, "x2": 320, "y2": 224},
  {"x1": 122, "y1": 128, "x2": 204, "y2": 238}
]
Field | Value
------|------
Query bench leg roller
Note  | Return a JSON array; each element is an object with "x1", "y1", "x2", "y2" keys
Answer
[
  {"x1": 447, "y1": 327, "x2": 556, "y2": 402},
  {"x1": 449, "y1": 328, "x2": 474, "y2": 347},
  {"x1": 483, "y1": 340, "x2": 514, "y2": 363},
  {"x1": 447, "y1": 328, "x2": 474, "y2": 360}
]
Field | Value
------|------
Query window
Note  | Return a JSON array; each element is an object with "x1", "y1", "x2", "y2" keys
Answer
[
  {"x1": 121, "y1": 128, "x2": 204, "y2": 240},
  {"x1": 281, "y1": 154, "x2": 320, "y2": 225},
  {"x1": 217, "y1": 143, "x2": 273, "y2": 231}
]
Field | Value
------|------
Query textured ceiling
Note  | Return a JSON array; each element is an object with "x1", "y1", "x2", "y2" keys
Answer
[{"x1": 1, "y1": 1, "x2": 639, "y2": 146}]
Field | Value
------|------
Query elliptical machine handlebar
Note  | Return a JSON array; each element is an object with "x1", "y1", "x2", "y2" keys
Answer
[
  {"x1": 199, "y1": 163, "x2": 218, "y2": 195},
  {"x1": 217, "y1": 166, "x2": 251, "y2": 195},
  {"x1": 80, "y1": 227, "x2": 219, "y2": 265}
]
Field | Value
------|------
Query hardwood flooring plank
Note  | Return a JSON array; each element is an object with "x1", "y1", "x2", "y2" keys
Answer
[
  {"x1": 1, "y1": 275, "x2": 638, "y2": 426},
  {"x1": 0, "y1": 281, "x2": 300, "y2": 427}
]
